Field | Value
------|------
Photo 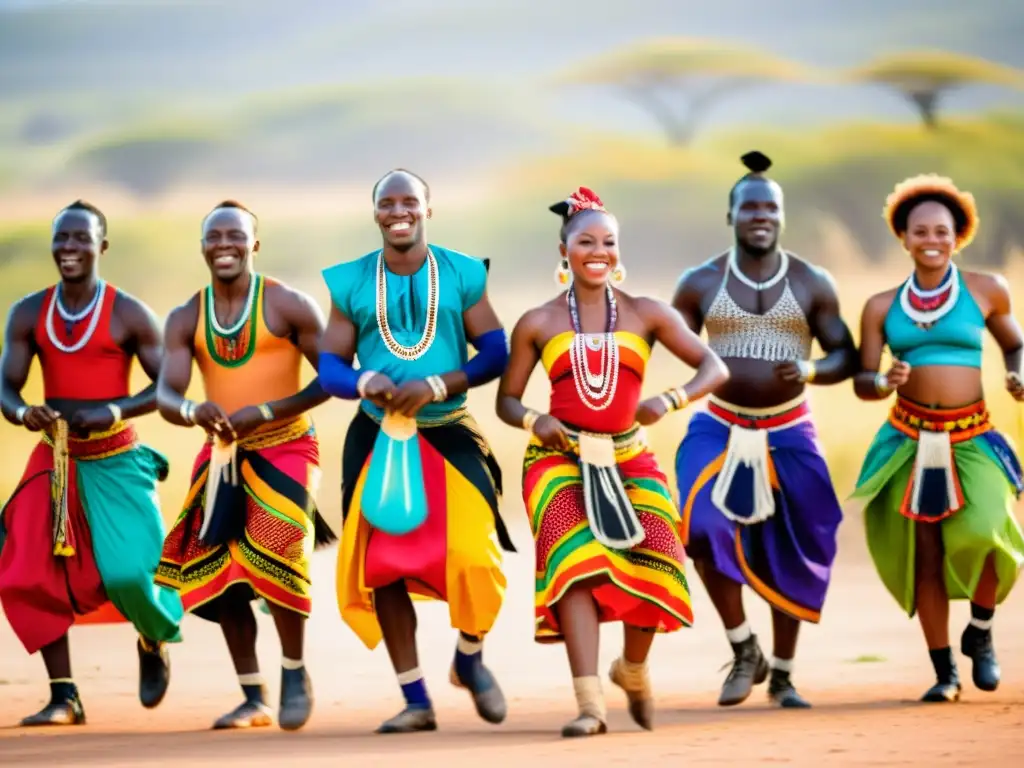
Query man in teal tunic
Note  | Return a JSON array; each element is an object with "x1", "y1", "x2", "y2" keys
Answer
[{"x1": 318, "y1": 169, "x2": 514, "y2": 734}]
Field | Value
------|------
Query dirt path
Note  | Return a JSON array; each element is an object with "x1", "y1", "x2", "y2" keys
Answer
[{"x1": 2, "y1": 524, "x2": 1023, "y2": 766}]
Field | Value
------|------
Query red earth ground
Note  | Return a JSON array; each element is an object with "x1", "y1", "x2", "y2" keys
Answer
[{"x1": 2, "y1": 521, "x2": 1023, "y2": 766}]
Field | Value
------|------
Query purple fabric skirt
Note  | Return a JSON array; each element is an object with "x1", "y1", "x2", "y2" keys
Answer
[{"x1": 675, "y1": 409, "x2": 843, "y2": 623}]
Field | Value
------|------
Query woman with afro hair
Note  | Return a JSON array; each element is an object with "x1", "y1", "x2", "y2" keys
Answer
[{"x1": 850, "y1": 174, "x2": 1024, "y2": 703}]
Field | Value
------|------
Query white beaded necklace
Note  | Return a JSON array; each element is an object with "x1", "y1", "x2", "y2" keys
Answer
[
  {"x1": 899, "y1": 262, "x2": 960, "y2": 328},
  {"x1": 207, "y1": 272, "x2": 257, "y2": 336},
  {"x1": 728, "y1": 247, "x2": 789, "y2": 291},
  {"x1": 56, "y1": 281, "x2": 102, "y2": 323},
  {"x1": 375, "y1": 249, "x2": 439, "y2": 361},
  {"x1": 567, "y1": 284, "x2": 619, "y2": 411},
  {"x1": 46, "y1": 281, "x2": 107, "y2": 353}
]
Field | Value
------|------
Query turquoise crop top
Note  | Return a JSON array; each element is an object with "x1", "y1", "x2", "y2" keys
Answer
[
  {"x1": 883, "y1": 271, "x2": 984, "y2": 368},
  {"x1": 322, "y1": 244, "x2": 488, "y2": 422}
]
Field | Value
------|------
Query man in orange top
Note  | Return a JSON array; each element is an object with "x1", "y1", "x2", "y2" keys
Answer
[
  {"x1": 0, "y1": 201, "x2": 183, "y2": 726},
  {"x1": 155, "y1": 201, "x2": 335, "y2": 732}
]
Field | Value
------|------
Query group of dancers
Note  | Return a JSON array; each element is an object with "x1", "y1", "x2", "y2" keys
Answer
[{"x1": 1, "y1": 153, "x2": 1022, "y2": 738}]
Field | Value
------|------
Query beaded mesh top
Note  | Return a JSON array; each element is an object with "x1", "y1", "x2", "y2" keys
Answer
[{"x1": 704, "y1": 271, "x2": 812, "y2": 362}]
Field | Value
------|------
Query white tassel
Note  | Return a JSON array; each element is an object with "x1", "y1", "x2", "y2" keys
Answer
[
  {"x1": 711, "y1": 425, "x2": 775, "y2": 525},
  {"x1": 200, "y1": 438, "x2": 238, "y2": 541},
  {"x1": 911, "y1": 430, "x2": 959, "y2": 516}
]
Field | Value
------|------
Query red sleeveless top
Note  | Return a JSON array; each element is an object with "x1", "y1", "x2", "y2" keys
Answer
[
  {"x1": 540, "y1": 330, "x2": 650, "y2": 434},
  {"x1": 34, "y1": 282, "x2": 132, "y2": 401}
]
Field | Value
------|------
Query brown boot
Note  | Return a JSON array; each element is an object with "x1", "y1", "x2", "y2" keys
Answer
[{"x1": 609, "y1": 656, "x2": 653, "y2": 730}]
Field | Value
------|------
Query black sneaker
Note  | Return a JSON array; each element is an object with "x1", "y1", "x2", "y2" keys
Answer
[
  {"x1": 960, "y1": 624, "x2": 1000, "y2": 692},
  {"x1": 767, "y1": 669, "x2": 811, "y2": 708}
]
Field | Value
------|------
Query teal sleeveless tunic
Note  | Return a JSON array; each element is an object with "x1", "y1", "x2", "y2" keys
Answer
[
  {"x1": 322, "y1": 245, "x2": 488, "y2": 423},
  {"x1": 883, "y1": 269, "x2": 984, "y2": 368}
]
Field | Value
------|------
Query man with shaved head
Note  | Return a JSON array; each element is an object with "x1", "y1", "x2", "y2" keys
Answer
[
  {"x1": 154, "y1": 200, "x2": 335, "y2": 732},
  {"x1": 319, "y1": 169, "x2": 515, "y2": 734},
  {"x1": 0, "y1": 200, "x2": 183, "y2": 726},
  {"x1": 672, "y1": 152, "x2": 857, "y2": 709}
]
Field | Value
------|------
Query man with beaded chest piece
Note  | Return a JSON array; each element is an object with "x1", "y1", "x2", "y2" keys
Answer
[
  {"x1": 319, "y1": 169, "x2": 515, "y2": 734},
  {"x1": 0, "y1": 201, "x2": 184, "y2": 726},
  {"x1": 154, "y1": 200, "x2": 335, "y2": 732},
  {"x1": 671, "y1": 152, "x2": 859, "y2": 709}
]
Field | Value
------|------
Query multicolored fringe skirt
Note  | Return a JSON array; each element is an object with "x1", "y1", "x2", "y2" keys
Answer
[
  {"x1": 851, "y1": 397, "x2": 1024, "y2": 615},
  {"x1": 337, "y1": 408, "x2": 515, "y2": 650},
  {"x1": 156, "y1": 418, "x2": 334, "y2": 621},
  {"x1": 675, "y1": 396, "x2": 842, "y2": 623},
  {"x1": 524, "y1": 422, "x2": 692, "y2": 643},
  {"x1": 0, "y1": 421, "x2": 182, "y2": 653}
]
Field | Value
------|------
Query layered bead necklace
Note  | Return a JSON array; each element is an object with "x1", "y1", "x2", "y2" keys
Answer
[
  {"x1": 899, "y1": 262, "x2": 959, "y2": 330},
  {"x1": 45, "y1": 280, "x2": 107, "y2": 353},
  {"x1": 567, "y1": 283, "x2": 620, "y2": 411},
  {"x1": 375, "y1": 249, "x2": 439, "y2": 360},
  {"x1": 206, "y1": 273, "x2": 259, "y2": 365}
]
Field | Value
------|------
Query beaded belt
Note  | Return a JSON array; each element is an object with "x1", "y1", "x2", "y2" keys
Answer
[
  {"x1": 208, "y1": 416, "x2": 314, "y2": 451},
  {"x1": 888, "y1": 398, "x2": 991, "y2": 444},
  {"x1": 42, "y1": 420, "x2": 137, "y2": 460},
  {"x1": 707, "y1": 395, "x2": 810, "y2": 431},
  {"x1": 534, "y1": 421, "x2": 647, "y2": 462},
  {"x1": 362, "y1": 405, "x2": 468, "y2": 429}
]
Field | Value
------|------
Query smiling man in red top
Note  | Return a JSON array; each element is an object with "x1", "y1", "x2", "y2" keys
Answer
[{"x1": 0, "y1": 201, "x2": 184, "y2": 727}]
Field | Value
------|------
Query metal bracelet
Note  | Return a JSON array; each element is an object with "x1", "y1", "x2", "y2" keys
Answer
[
  {"x1": 356, "y1": 370, "x2": 377, "y2": 399},
  {"x1": 798, "y1": 360, "x2": 817, "y2": 383},
  {"x1": 258, "y1": 403, "x2": 274, "y2": 421},
  {"x1": 522, "y1": 409, "x2": 540, "y2": 433},
  {"x1": 662, "y1": 386, "x2": 689, "y2": 411},
  {"x1": 179, "y1": 399, "x2": 196, "y2": 425},
  {"x1": 426, "y1": 375, "x2": 448, "y2": 403},
  {"x1": 14, "y1": 404, "x2": 27, "y2": 424},
  {"x1": 107, "y1": 403, "x2": 123, "y2": 423},
  {"x1": 874, "y1": 372, "x2": 891, "y2": 396}
]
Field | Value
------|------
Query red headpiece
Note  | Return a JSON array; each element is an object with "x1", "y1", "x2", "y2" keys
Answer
[{"x1": 564, "y1": 186, "x2": 606, "y2": 217}]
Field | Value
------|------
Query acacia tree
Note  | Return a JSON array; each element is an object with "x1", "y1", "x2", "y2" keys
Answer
[
  {"x1": 69, "y1": 133, "x2": 221, "y2": 199},
  {"x1": 846, "y1": 51, "x2": 1024, "y2": 129},
  {"x1": 553, "y1": 38, "x2": 816, "y2": 146}
]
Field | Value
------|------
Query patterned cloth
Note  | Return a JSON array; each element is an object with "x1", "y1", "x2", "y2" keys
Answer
[
  {"x1": 156, "y1": 421, "x2": 334, "y2": 620},
  {"x1": 851, "y1": 398, "x2": 1024, "y2": 615},
  {"x1": 524, "y1": 424, "x2": 692, "y2": 643},
  {"x1": 337, "y1": 409, "x2": 514, "y2": 649}
]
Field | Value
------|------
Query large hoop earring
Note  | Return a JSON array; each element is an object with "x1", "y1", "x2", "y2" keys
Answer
[
  {"x1": 611, "y1": 261, "x2": 626, "y2": 284},
  {"x1": 555, "y1": 258, "x2": 571, "y2": 286}
]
